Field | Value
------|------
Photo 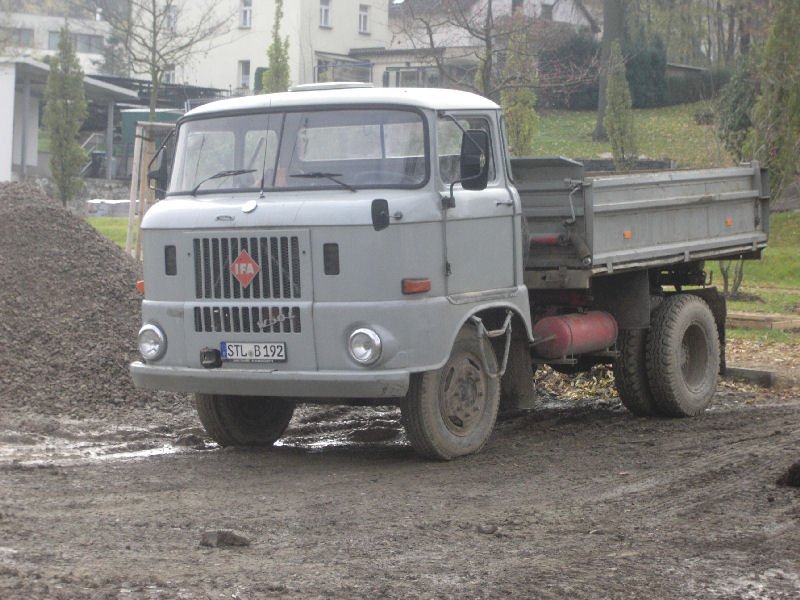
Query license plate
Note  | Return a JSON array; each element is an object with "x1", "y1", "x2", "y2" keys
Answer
[{"x1": 220, "y1": 342, "x2": 287, "y2": 362}]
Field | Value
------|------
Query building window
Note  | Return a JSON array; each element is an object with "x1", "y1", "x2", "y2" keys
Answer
[
  {"x1": 512, "y1": 0, "x2": 524, "y2": 13},
  {"x1": 320, "y1": 0, "x2": 331, "y2": 28},
  {"x1": 240, "y1": 0, "x2": 252, "y2": 28},
  {"x1": 163, "y1": 65, "x2": 176, "y2": 84},
  {"x1": 358, "y1": 5, "x2": 369, "y2": 34},
  {"x1": 166, "y1": 5, "x2": 178, "y2": 33},
  {"x1": 48, "y1": 31, "x2": 104, "y2": 53},
  {"x1": 1, "y1": 27, "x2": 34, "y2": 47},
  {"x1": 541, "y1": 3, "x2": 554, "y2": 20},
  {"x1": 316, "y1": 58, "x2": 333, "y2": 82},
  {"x1": 238, "y1": 60, "x2": 251, "y2": 89}
]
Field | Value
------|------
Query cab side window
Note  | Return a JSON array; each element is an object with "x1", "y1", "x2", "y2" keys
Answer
[{"x1": 437, "y1": 117, "x2": 495, "y2": 186}]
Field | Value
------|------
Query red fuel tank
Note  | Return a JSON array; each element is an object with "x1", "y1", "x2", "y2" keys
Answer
[{"x1": 532, "y1": 311, "x2": 618, "y2": 360}]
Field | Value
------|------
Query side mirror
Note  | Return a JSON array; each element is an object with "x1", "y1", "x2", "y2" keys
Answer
[
  {"x1": 147, "y1": 160, "x2": 169, "y2": 200},
  {"x1": 459, "y1": 129, "x2": 490, "y2": 191},
  {"x1": 147, "y1": 129, "x2": 175, "y2": 200}
]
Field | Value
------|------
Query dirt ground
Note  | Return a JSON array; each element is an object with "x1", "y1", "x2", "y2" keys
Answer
[
  {"x1": 1, "y1": 183, "x2": 798, "y2": 599},
  {"x1": 1, "y1": 383, "x2": 799, "y2": 599}
]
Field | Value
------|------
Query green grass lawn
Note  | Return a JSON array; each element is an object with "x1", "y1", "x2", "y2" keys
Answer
[
  {"x1": 88, "y1": 217, "x2": 135, "y2": 249},
  {"x1": 707, "y1": 212, "x2": 800, "y2": 297},
  {"x1": 531, "y1": 101, "x2": 733, "y2": 169},
  {"x1": 739, "y1": 212, "x2": 800, "y2": 289},
  {"x1": 712, "y1": 211, "x2": 800, "y2": 344}
]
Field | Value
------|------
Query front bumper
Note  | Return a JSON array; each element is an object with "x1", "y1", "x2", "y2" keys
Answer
[{"x1": 129, "y1": 361, "x2": 411, "y2": 399}]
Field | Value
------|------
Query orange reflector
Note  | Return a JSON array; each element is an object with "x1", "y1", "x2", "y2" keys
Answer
[
  {"x1": 135, "y1": 279, "x2": 145, "y2": 293},
  {"x1": 623, "y1": 230, "x2": 632, "y2": 240},
  {"x1": 402, "y1": 278, "x2": 431, "y2": 294},
  {"x1": 725, "y1": 217, "x2": 733, "y2": 227}
]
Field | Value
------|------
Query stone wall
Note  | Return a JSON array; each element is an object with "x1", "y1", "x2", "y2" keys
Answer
[
  {"x1": 79, "y1": 178, "x2": 131, "y2": 202},
  {"x1": 31, "y1": 177, "x2": 131, "y2": 216}
]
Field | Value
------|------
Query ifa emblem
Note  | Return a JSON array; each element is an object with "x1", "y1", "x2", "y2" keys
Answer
[{"x1": 230, "y1": 249, "x2": 260, "y2": 287}]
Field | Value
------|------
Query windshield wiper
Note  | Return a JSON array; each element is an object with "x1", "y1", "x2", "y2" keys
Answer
[
  {"x1": 289, "y1": 172, "x2": 357, "y2": 193},
  {"x1": 191, "y1": 169, "x2": 257, "y2": 196}
]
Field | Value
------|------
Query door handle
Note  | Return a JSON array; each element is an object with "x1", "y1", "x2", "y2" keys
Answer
[{"x1": 496, "y1": 200, "x2": 514, "y2": 206}]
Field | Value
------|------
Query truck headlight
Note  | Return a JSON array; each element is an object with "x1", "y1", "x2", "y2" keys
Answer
[
  {"x1": 138, "y1": 324, "x2": 167, "y2": 361},
  {"x1": 348, "y1": 328, "x2": 382, "y2": 365}
]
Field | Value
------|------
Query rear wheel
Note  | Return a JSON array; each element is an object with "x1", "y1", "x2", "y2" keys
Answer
[
  {"x1": 613, "y1": 328, "x2": 658, "y2": 416},
  {"x1": 402, "y1": 325, "x2": 500, "y2": 460},
  {"x1": 645, "y1": 295, "x2": 719, "y2": 417},
  {"x1": 195, "y1": 394, "x2": 295, "y2": 446}
]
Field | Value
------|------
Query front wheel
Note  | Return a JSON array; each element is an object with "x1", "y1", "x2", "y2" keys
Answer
[
  {"x1": 645, "y1": 295, "x2": 720, "y2": 417},
  {"x1": 195, "y1": 394, "x2": 295, "y2": 446},
  {"x1": 401, "y1": 325, "x2": 500, "y2": 460}
]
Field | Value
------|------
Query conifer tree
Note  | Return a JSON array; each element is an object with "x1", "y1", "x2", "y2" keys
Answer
[
  {"x1": 43, "y1": 27, "x2": 87, "y2": 207},
  {"x1": 604, "y1": 41, "x2": 637, "y2": 171},
  {"x1": 262, "y1": 0, "x2": 290, "y2": 93},
  {"x1": 500, "y1": 14, "x2": 538, "y2": 157}
]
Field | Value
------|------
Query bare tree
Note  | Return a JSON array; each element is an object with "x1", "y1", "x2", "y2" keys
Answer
[
  {"x1": 623, "y1": 0, "x2": 771, "y2": 67},
  {"x1": 392, "y1": 0, "x2": 590, "y2": 100},
  {"x1": 92, "y1": 0, "x2": 232, "y2": 118},
  {"x1": 391, "y1": 0, "x2": 542, "y2": 101}
]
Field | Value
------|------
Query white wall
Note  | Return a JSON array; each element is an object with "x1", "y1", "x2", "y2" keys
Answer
[
  {"x1": 4, "y1": 13, "x2": 111, "y2": 75},
  {"x1": 180, "y1": 0, "x2": 390, "y2": 91},
  {"x1": 0, "y1": 64, "x2": 16, "y2": 181},
  {"x1": 13, "y1": 91, "x2": 39, "y2": 169}
]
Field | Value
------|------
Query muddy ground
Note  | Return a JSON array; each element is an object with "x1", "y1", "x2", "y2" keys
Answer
[
  {"x1": 1, "y1": 183, "x2": 798, "y2": 598},
  {"x1": 1, "y1": 383, "x2": 799, "y2": 600}
]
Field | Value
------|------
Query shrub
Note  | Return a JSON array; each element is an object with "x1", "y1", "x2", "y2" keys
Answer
[
  {"x1": 624, "y1": 35, "x2": 667, "y2": 108},
  {"x1": 537, "y1": 28, "x2": 600, "y2": 110},
  {"x1": 716, "y1": 59, "x2": 757, "y2": 161}
]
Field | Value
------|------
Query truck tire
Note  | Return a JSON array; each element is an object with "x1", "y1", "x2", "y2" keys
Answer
[
  {"x1": 645, "y1": 294, "x2": 719, "y2": 417},
  {"x1": 613, "y1": 328, "x2": 658, "y2": 416},
  {"x1": 195, "y1": 394, "x2": 294, "y2": 446},
  {"x1": 401, "y1": 325, "x2": 500, "y2": 460}
]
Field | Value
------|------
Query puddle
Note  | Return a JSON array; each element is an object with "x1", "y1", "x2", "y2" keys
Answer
[
  {"x1": 0, "y1": 406, "x2": 410, "y2": 465},
  {"x1": 0, "y1": 436, "x2": 193, "y2": 467},
  {"x1": 0, "y1": 423, "x2": 205, "y2": 467},
  {"x1": 278, "y1": 405, "x2": 407, "y2": 452}
]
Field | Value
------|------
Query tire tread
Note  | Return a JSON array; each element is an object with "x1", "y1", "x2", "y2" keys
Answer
[{"x1": 645, "y1": 294, "x2": 719, "y2": 417}]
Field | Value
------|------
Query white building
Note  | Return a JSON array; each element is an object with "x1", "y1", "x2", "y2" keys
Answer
[
  {"x1": 0, "y1": 57, "x2": 138, "y2": 182},
  {"x1": 177, "y1": 0, "x2": 391, "y2": 93},
  {"x1": 0, "y1": 12, "x2": 111, "y2": 75}
]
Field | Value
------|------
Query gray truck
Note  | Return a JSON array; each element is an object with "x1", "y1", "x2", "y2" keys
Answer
[{"x1": 131, "y1": 84, "x2": 769, "y2": 460}]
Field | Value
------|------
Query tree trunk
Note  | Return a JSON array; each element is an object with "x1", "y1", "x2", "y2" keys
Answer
[
  {"x1": 594, "y1": 0, "x2": 625, "y2": 141},
  {"x1": 726, "y1": 1, "x2": 737, "y2": 63}
]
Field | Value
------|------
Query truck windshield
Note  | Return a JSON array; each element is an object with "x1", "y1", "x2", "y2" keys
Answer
[{"x1": 168, "y1": 108, "x2": 427, "y2": 195}]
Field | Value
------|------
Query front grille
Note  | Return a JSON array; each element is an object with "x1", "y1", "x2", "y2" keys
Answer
[
  {"x1": 194, "y1": 235, "x2": 302, "y2": 300},
  {"x1": 193, "y1": 305, "x2": 302, "y2": 334}
]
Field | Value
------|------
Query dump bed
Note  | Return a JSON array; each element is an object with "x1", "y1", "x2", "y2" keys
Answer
[{"x1": 513, "y1": 158, "x2": 770, "y2": 289}]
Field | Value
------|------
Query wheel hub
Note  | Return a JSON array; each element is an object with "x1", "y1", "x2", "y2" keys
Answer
[
  {"x1": 680, "y1": 323, "x2": 708, "y2": 390},
  {"x1": 440, "y1": 355, "x2": 486, "y2": 436}
]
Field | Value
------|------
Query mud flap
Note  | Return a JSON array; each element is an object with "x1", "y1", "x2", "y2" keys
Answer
[
  {"x1": 473, "y1": 313, "x2": 535, "y2": 415},
  {"x1": 499, "y1": 338, "x2": 536, "y2": 415}
]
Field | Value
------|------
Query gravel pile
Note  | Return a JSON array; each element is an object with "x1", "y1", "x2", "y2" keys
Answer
[{"x1": 0, "y1": 182, "x2": 191, "y2": 427}]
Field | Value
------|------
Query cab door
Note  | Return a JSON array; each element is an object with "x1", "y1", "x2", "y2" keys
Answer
[{"x1": 437, "y1": 114, "x2": 517, "y2": 297}]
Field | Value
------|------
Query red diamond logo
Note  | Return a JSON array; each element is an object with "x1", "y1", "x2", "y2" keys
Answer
[{"x1": 230, "y1": 249, "x2": 260, "y2": 287}]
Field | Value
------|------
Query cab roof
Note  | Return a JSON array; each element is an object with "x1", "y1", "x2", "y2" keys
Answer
[{"x1": 184, "y1": 86, "x2": 500, "y2": 119}]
